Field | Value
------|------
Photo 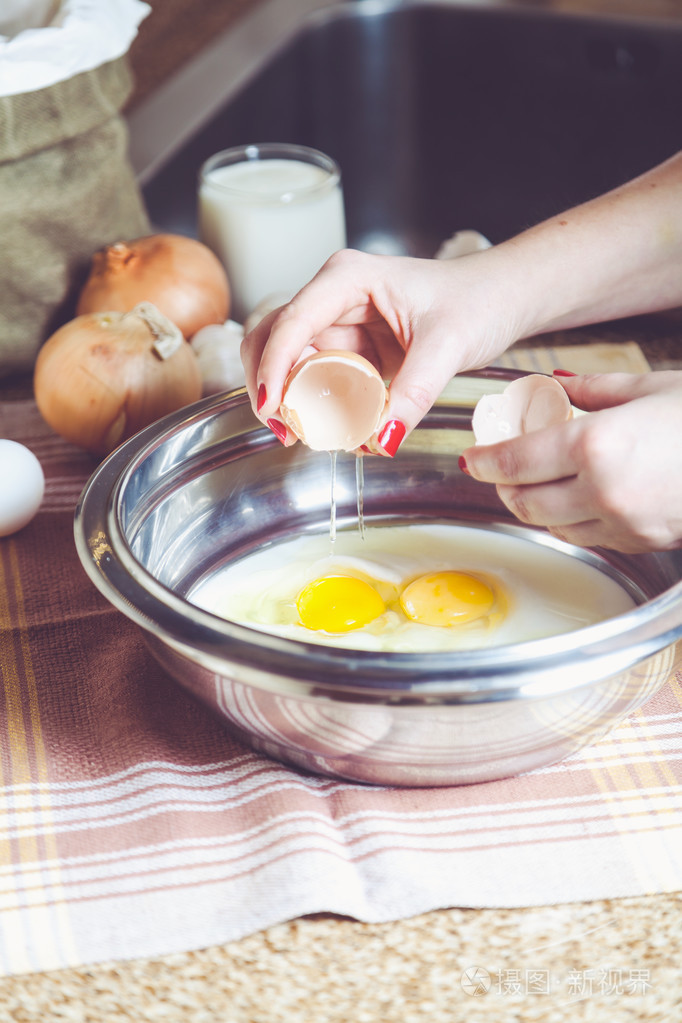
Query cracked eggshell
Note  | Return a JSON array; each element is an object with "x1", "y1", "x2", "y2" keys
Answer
[
  {"x1": 472, "y1": 374, "x2": 573, "y2": 446},
  {"x1": 280, "y1": 350, "x2": 388, "y2": 452}
]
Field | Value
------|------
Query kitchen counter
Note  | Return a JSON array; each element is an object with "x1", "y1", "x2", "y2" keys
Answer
[
  {"x1": 1, "y1": 894, "x2": 680, "y2": 1021},
  {"x1": 1, "y1": 322, "x2": 680, "y2": 1023},
  {"x1": 1, "y1": 1, "x2": 682, "y2": 1019}
]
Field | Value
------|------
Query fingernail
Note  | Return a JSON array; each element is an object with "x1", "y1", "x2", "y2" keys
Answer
[
  {"x1": 376, "y1": 419, "x2": 406, "y2": 458},
  {"x1": 553, "y1": 368, "x2": 577, "y2": 377},
  {"x1": 360, "y1": 444, "x2": 371, "y2": 454},
  {"x1": 257, "y1": 383, "x2": 267, "y2": 412},
  {"x1": 458, "y1": 455, "x2": 471, "y2": 476},
  {"x1": 267, "y1": 418, "x2": 287, "y2": 444}
]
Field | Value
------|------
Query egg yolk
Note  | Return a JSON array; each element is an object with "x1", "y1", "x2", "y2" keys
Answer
[
  {"x1": 297, "y1": 575, "x2": 386, "y2": 632},
  {"x1": 399, "y1": 571, "x2": 495, "y2": 627}
]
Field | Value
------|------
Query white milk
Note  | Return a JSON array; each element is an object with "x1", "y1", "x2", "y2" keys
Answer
[{"x1": 198, "y1": 155, "x2": 346, "y2": 322}]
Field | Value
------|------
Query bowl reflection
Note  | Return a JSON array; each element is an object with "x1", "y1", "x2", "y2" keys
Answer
[{"x1": 74, "y1": 372, "x2": 682, "y2": 786}]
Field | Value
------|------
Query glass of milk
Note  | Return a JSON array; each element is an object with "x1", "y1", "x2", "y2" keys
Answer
[{"x1": 198, "y1": 143, "x2": 347, "y2": 324}]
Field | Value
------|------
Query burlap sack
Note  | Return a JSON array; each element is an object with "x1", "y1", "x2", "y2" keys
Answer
[{"x1": 0, "y1": 55, "x2": 150, "y2": 376}]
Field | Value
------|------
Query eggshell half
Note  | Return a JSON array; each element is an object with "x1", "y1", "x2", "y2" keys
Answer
[
  {"x1": 472, "y1": 374, "x2": 572, "y2": 446},
  {"x1": 280, "y1": 350, "x2": 388, "y2": 452}
]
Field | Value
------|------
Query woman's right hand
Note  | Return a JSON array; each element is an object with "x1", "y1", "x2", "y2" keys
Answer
[{"x1": 240, "y1": 247, "x2": 520, "y2": 453}]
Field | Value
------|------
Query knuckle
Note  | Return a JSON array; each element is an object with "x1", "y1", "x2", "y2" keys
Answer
[
  {"x1": 572, "y1": 418, "x2": 617, "y2": 474},
  {"x1": 493, "y1": 443, "x2": 526, "y2": 483},
  {"x1": 498, "y1": 484, "x2": 534, "y2": 524},
  {"x1": 271, "y1": 300, "x2": 298, "y2": 324},
  {"x1": 324, "y1": 247, "x2": 364, "y2": 273},
  {"x1": 596, "y1": 484, "x2": 629, "y2": 523},
  {"x1": 563, "y1": 373, "x2": 597, "y2": 405},
  {"x1": 548, "y1": 525, "x2": 570, "y2": 544},
  {"x1": 402, "y1": 380, "x2": 435, "y2": 414}
]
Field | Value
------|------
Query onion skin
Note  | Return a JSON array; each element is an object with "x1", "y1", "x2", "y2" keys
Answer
[
  {"x1": 76, "y1": 234, "x2": 230, "y2": 339},
  {"x1": 34, "y1": 305, "x2": 202, "y2": 456}
]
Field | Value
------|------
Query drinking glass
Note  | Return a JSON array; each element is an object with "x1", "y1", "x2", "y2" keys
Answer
[{"x1": 198, "y1": 142, "x2": 347, "y2": 323}]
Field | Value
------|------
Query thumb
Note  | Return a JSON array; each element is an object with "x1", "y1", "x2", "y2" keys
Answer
[{"x1": 555, "y1": 371, "x2": 662, "y2": 412}]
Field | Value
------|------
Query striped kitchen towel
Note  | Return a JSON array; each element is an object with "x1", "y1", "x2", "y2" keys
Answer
[{"x1": 0, "y1": 343, "x2": 681, "y2": 976}]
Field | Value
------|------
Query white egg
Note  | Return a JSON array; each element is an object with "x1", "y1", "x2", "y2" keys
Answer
[
  {"x1": 191, "y1": 523, "x2": 636, "y2": 653},
  {"x1": 0, "y1": 439, "x2": 45, "y2": 536}
]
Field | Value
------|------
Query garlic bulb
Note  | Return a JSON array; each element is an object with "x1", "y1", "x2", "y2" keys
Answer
[
  {"x1": 243, "y1": 292, "x2": 291, "y2": 335},
  {"x1": 435, "y1": 230, "x2": 492, "y2": 260},
  {"x1": 191, "y1": 320, "x2": 246, "y2": 395}
]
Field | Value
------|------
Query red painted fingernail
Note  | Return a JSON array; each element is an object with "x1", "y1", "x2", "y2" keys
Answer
[
  {"x1": 553, "y1": 369, "x2": 576, "y2": 377},
  {"x1": 376, "y1": 419, "x2": 406, "y2": 457},
  {"x1": 257, "y1": 383, "x2": 267, "y2": 412},
  {"x1": 458, "y1": 455, "x2": 471, "y2": 476},
  {"x1": 360, "y1": 444, "x2": 371, "y2": 453},
  {"x1": 267, "y1": 418, "x2": 287, "y2": 444}
]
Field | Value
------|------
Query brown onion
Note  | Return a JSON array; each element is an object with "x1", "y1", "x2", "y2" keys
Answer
[
  {"x1": 76, "y1": 233, "x2": 230, "y2": 339},
  {"x1": 34, "y1": 302, "x2": 202, "y2": 456}
]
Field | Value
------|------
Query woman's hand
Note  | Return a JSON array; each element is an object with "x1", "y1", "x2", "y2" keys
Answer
[
  {"x1": 460, "y1": 371, "x2": 682, "y2": 553},
  {"x1": 242, "y1": 153, "x2": 682, "y2": 455},
  {"x1": 241, "y1": 247, "x2": 520, "y2": 452}
]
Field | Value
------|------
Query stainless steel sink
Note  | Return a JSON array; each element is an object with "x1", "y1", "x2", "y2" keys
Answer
[{"x1": 129, "y1": 0, "x2": 682, "y2": 258}]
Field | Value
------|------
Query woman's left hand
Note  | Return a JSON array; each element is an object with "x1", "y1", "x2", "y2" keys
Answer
[{"x1": 459, "y1": 371, "x2": 682, "y2": 553}]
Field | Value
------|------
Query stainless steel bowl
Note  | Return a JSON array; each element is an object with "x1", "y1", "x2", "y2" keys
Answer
[{"x1": 74, "y1": 371, "x2": 682, "y2": 786}]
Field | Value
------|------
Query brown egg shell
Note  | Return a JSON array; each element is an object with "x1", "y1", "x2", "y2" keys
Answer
[{"x1": 280, "y1": 350, "x2": 388, "y2": 452}]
